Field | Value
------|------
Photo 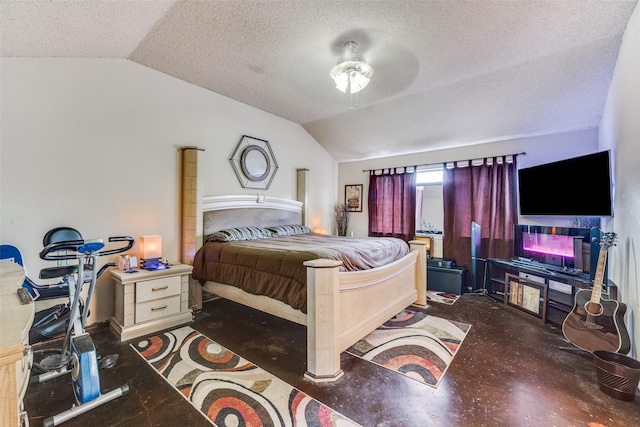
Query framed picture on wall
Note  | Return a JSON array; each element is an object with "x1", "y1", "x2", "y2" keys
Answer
[{"x1": 345, "y1": 184, "x2": 363, "y2": 212}]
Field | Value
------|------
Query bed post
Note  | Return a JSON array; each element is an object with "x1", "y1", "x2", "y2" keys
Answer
[
  {"x1": 303, "y1": 259, "x2": 344, "y2": 382},
  {"x1": 410, "y1": 240, "x2": 428, "y2": 308},
  {"x1": 179, "y1": 146, "x2": 205, "y2": 265},
  {"x1": 189, "y1": 277, "x2": 203, "y2": 311},
  {"x1": 180, "y1": 147, "x2": 205, "y2": 311}
]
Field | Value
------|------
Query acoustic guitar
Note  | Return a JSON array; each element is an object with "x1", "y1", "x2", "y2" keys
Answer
[{"x1": 562, "y1": 232, "x2": 630, "y2": 354}]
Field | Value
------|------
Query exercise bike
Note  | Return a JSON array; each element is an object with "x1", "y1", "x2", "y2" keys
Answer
[
  {"x1": 29, "y1": 229, "x2": 133, "y2": 426},
  {"x1": 26, "y1": 227, "x2": 93, "y2": 345},
  {"x1": 1, "y1": 229, "x2": 82, "y2": 345}
]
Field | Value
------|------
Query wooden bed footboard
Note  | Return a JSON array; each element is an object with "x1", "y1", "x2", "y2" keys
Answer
[{"x1": 304, "y1": 240, "x2": 426, "y2": 381}]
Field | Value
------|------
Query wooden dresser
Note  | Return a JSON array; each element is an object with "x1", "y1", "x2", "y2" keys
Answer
[
  {"x1": 110, "y1": 264, "x2": 193, "y2": 341},
  {"x1": 0, "y1": 262, "x2": 35, "y2": 427}
]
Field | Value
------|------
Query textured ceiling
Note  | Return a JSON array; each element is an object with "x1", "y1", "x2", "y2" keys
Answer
[{"x1": 1, "y1": 0, "x2": 637, "y2": 162}]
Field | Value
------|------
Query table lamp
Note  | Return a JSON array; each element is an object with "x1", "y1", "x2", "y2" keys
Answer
[
  {"x1": 139, "y1": 235, "x2": 168, "y2": 270},
  {"x1": 313, "y1": 226, "x2": 327, "y2": 235}
]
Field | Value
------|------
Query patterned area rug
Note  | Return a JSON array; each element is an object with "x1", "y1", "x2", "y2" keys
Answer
[
  {"x1": 426, "y1": 290, "x2": 461, "y2": 305},
  {"x1": 132, "y1": 326, "x2": 361, "y2": 427},
  {"x1": 346, "y1": 310, "x2": 471, "y2": 388}
]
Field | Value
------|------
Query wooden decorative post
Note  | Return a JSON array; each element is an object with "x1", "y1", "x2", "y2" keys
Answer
[
  {"x1": 179, "y1": 146, "x2": 205, "y2": 265},
  {"x1": 303, "y1": 258, "x2": 344, "y2": 382},
  {"x1": 297, "y1": 168, "x2": 309, "y2": 226},
  {"x1": 409, "y1": 240, "x2": 428, "y2": 307}
]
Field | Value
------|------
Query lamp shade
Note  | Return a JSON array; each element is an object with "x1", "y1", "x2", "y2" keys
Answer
[{"x1": 139, "y1": 235, "x2": 162, "y2": 260}]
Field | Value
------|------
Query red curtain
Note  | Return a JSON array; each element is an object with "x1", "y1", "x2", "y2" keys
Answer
[
  {"x1": 443, "y1": 157, "x2": 518, "y2": 285},
  {"x1": 368, "y1": 169, "x2": 416, "y2": 242}
]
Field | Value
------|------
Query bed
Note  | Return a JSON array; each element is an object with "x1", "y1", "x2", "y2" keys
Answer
[{"x1": 187, "y1": 194, "x2": 427, "y2": 382}]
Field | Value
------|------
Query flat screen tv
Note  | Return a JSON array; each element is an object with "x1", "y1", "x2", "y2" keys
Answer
[{"x1": 518, "y1": 150, "x2": 613, "y2": 216}]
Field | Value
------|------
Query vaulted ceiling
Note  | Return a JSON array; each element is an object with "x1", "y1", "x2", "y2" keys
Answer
[{"x1": 1, "y1": 0, "x2": 637, "y2": 162}]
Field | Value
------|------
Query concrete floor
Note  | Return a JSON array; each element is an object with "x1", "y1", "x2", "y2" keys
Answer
[{"x1": 24, "y1": 294, "x2": 640, "y2": 427}]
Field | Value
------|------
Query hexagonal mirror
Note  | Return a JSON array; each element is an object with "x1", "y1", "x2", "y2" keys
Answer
[{"x1": 229, "y1": 135, "x2": 278, "y2": 189}]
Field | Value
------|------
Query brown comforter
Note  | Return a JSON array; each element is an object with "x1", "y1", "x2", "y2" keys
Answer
[{"x1": 191, "y1": 234, "x2": 409, "y2": 313}]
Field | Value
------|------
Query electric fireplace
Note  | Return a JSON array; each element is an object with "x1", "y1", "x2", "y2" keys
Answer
[{"x1": 513, "y1": 224, "x2": 601, "y2": 279}]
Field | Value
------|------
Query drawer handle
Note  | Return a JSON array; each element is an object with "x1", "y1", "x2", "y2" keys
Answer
[
  {"x1": 151, "y1": 305, "x2": 168, "y2": 311},
  {"x1": 152, "y1": 285, "x2": 169, "y2": 291}
]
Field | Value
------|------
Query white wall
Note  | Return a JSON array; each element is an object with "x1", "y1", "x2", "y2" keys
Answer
[
  {"x1": 600, "y1": 2, "x2": 640, "y2": 358},
  {"x1": 339, "y1": 128, "x2": 600, "y2": 236},
  {"x1": 0, "y1": 58, "x2": 337, "y2": 323}
]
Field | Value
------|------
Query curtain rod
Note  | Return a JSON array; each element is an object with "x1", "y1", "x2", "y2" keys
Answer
[{"x1": 362, "y1": 151, "x2": 526, "y2": 173}]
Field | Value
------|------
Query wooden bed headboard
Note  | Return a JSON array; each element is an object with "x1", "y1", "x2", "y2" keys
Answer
[
  {"x1": 178, "y1": 147, "x2": 307, "y2": 264},
  {"x1": 202, "y1": 195, "x2": 303, "y2": 238}
]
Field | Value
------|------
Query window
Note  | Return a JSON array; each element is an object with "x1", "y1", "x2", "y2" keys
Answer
[
  {"x1": 416, "y1": 168, "x2": 443, "y2": 185},
  {"x1": 415, "y1": 166, "x2": 444, "y2": 235}
]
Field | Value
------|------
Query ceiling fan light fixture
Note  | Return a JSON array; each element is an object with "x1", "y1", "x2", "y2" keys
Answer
[
  {"x1": 348, "y1": 69, "x2": 370, "y2": 93},
  {"x1": 334, "y1": 71, "x2": 350, "y2": 93},
  {"x1": 330, "y1": 41, "x2": 373, "y2": 95}
]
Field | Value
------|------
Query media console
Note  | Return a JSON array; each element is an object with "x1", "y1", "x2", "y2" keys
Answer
[{"x1": 485, "y1": 258, "x2": 597, "y2": 325}]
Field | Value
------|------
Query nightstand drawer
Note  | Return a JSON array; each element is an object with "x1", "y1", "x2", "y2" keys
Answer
[
  {"x1": 136, "y1": 276, "x2": 181, "y2": 303},
  {"x1": 135, "y1": 295, "x2": 180, "y2": 323}
]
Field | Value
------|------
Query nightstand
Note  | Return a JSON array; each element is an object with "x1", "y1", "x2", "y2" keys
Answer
[{"x1": 110, "y1": 264, "x2": 193, "y2": 341}]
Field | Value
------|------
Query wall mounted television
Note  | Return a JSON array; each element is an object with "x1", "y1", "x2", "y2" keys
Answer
[{"x1": 518, "y1": 150, "x2": 613, "y2": 216}]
